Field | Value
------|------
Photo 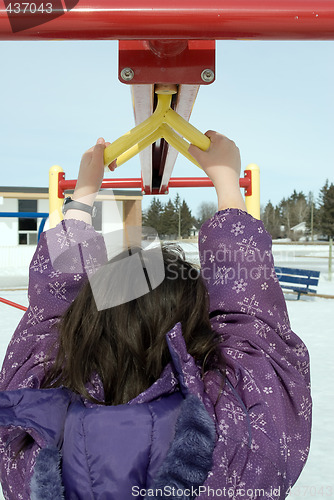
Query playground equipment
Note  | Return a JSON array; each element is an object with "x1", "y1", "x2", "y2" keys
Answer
[
  {"x1": 48, "y1": 79, "x2": 261, "y2": 227},
  {"x1": 1, "y1": 2, "x2": 333, "y2": 40},
  {"x1": 0, "y1": 212, "x2": 49, "y2": 242},
  {"x1": 49, "y1": 163, "x2": 260, "y2": 228},
  {"x1": 1, "y1": 2, "x2": 334, "y2": 227}
]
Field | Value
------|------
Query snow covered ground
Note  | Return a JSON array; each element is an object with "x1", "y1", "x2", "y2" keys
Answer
[{"x1": 0, "y1": 243, "x2": 333, "y2": 499}]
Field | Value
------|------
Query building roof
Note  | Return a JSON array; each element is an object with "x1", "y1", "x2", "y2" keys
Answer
[
  {"x1": 0, "y1": 186, "x2": 49, "y2": 193},
  {"x1": 290, "y1": 222, "x2": 307, "y2": 232},
  {"x1": 0, "y1": 187, "x2": 143, "y2": 200}
]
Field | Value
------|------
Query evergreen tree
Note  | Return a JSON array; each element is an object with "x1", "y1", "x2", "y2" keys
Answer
[
  {"x1": 174, "y1": 193, "x2": 181, "y2": 212},
  {"x1": 278, "y1": 197, "x2": 289, "y2": 235},
  {"x1": 318, "y1": 180, "x2": 334, "y2": 238},
  {"x1": 142, "y1": 197, "x2": 164, "y2": 234},
  {"x1": 262, "y1": 201, "x2": 281, "y2": 239},
  {"x1": 160, "y1": 199, "x2": 178, "y2": 238},
  {"x1": 180, "y1": 200, "x2": 194, "y2": 238},
  {"x1": 143, "y1": 195, "x2": 201, "y2": 239}
]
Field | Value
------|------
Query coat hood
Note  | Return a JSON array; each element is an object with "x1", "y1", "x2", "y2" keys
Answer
[{"x1": 0, "y1": 322, "x2": 217, "y2": 500}]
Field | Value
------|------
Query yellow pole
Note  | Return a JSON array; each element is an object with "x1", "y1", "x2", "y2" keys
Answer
[
  {"x1": 49, "y1": 165, "x2": 64, "y2": 228},
  {"x1": 244, "y1": 163, "x2": 260, "y2": 220}
]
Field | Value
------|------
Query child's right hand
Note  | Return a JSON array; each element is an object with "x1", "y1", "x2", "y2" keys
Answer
[
  {"x1": 189, "y1": 130, "x2": 241, "y2": 184},
  {"x1": 189, "y1": 131, "x2": 247, "y2": 212}
]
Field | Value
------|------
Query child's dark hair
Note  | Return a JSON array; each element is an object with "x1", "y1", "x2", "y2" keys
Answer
[{"x1": 43, "y1": 245, "x2": 225, "y2": 405}]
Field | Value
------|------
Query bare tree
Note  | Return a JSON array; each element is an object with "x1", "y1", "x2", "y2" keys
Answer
[{"x1": 197, "y1": 201, "x2": 218, "y2": 227}]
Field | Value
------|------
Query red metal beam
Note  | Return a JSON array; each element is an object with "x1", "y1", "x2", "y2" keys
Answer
[
  {"x1": 59, "y1": 178, "x2": 143, "y2": 191},
  {"x1": 1, "y1": 1, "x2": 334, "y2": 40},
  {"x1": 0, "y1": 296, "x2": 27, "y2": 312},
  {"x1": 59, "y1": 176, "x2": 250, "y2": 193},
  {"x1": 168, "y1": 177, "x2": 250, "y2": 188}
]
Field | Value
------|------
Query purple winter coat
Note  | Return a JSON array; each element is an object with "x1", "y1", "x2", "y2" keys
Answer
[{"x1": 0, "y1": 209, "x2": 312, "y2": 499}]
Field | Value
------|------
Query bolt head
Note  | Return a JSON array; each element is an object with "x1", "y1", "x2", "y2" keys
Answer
[
  {"x1": 120, "y1": 67, "x2": 134, "y2": 81},
  {"x1": 201, "y1": 69, "x2": 215, "y2": 83}
]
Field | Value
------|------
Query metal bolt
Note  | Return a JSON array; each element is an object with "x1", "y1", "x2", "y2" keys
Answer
[
  {"x1": 201, "y1": 69, "x2": 215, "y2": 83},
  {"x1": 120, "y1": 67, "x2": 134, "y2": 81}
]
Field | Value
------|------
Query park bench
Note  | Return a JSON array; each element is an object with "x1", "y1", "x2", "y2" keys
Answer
[{"x1": 274, "y1": 266, "x2": 320, "y2": 300}]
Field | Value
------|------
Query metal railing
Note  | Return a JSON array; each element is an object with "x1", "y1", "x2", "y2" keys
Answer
[{"x1": 0, "y1": 212, "x2": 49, "y2": 242}]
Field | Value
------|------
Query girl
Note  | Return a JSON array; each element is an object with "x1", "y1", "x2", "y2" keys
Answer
[{"x1": 0, "y1": 132, "x2": 311, "y2": 499}]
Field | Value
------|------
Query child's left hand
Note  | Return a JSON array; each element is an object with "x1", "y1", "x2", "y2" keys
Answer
[{"x1": 72, "y1": 138, "x2": 115, "y2": 206}]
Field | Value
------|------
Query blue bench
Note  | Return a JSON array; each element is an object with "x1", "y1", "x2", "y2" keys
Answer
[{"x1": 274, "y1": 266, "x2": 320, "y2": 300}]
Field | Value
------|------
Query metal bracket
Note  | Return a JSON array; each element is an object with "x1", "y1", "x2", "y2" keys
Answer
[{"x1": 119, "y1": 40, "x2": 215, "y2": 85}]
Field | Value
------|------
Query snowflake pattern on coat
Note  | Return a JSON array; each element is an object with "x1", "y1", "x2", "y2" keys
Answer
[{"x1": 0, "y1": 210, "x2": 311, "y2": 499}]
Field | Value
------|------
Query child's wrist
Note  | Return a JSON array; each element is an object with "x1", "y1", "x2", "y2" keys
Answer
[
  {"x1": 213, "y1": 176, "x2": 241, "y2": 197},
  {"x1": 216, "y1": 186, "x2": 246, "y2": 212},
  {"x1": 64, "y1": 209, "x2": 92, "y2": 224},
  {"x1": 72, "y1": 188, "x2": 98, "y2": 207}
]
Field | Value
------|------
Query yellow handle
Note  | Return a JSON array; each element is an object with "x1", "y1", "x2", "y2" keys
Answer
[
  {"x1": 117, "y1": 129, "x2": 162, "y2": 167},
  {"x1": 104, "y1": 93, "x2": 171, "y2": 167},
  {"x1": 103, "y1": 92, "x2": 210, "y2": 169},
  {"x1": 160, "y1": 125, "x2": 202, "y2": 169},
  {"x1": 164, "y1": 108, "x2": 210, "y2": 151}
]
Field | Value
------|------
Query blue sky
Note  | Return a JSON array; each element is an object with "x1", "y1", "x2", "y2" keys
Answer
[{"x1": 0, "y1": 40, "x2": 333, "y2": 217}]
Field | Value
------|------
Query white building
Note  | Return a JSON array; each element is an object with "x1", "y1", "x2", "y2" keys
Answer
[
  {"x1": 290, "y1": 221, "x2": 307, "y2": 235},
  {"x1": 0, "y1": 186, "x2": 142, "y2": 273}
]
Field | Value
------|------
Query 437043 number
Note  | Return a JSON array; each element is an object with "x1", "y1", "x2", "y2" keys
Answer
[
  {"x1": 287, "y1": 486, "x2": 333, "y2": 497},
  {"x1": 6, "y1": 3, "x2": 53, "y2": 14}
]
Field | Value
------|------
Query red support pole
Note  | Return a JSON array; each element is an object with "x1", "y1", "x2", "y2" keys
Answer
[
  {"x1": 0, "y1": 297, "x2": 27, "y2": 312},
  {"x1": 1, "y1": 1, "x2": 334, "y2": 40}
]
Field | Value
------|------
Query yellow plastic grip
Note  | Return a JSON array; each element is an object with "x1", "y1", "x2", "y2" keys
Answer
[{"x1": 103, "y1": 92, "x2": 210, "y2": 169}]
